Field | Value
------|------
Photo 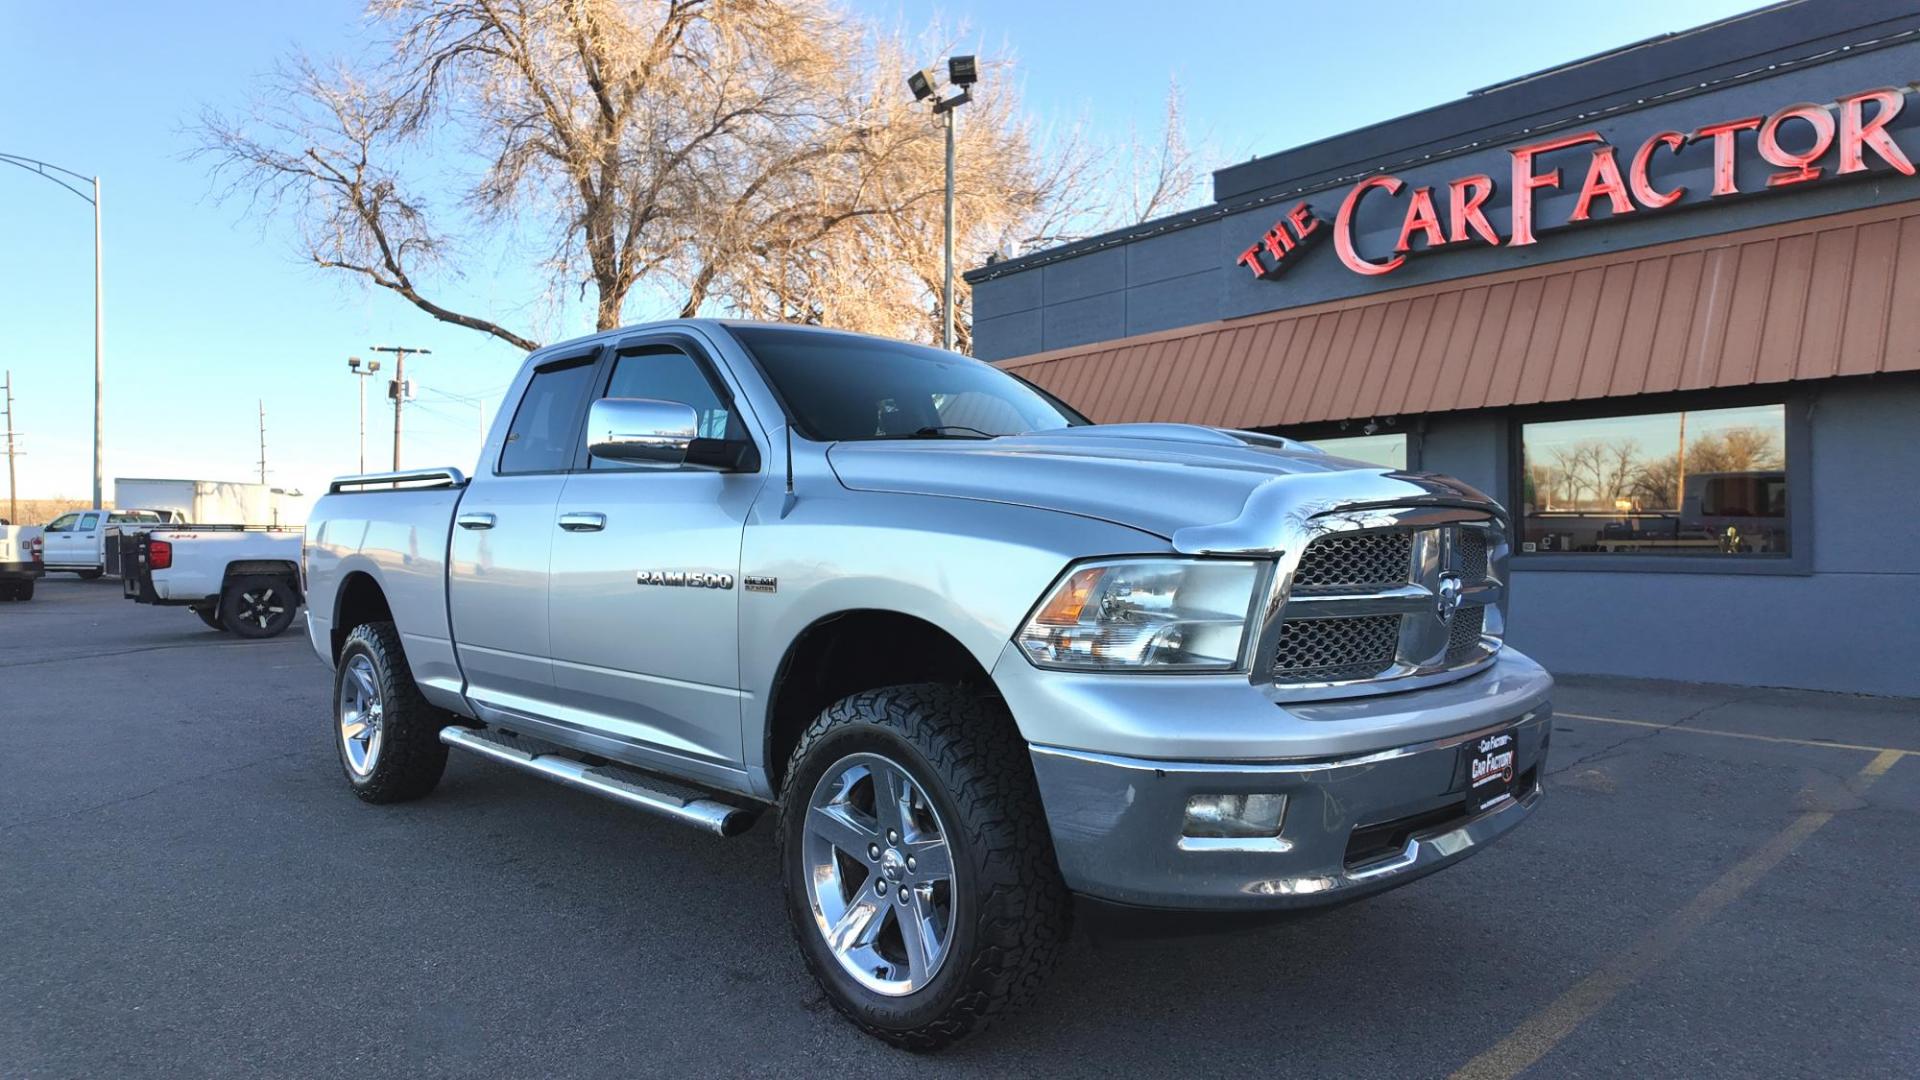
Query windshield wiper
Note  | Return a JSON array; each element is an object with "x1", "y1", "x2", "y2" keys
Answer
[{"x1": 908, "y1": 425, "x2": 996, "y2": 439}]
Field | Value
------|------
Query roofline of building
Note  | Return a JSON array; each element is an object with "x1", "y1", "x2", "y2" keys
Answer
[{"x1": 966, "y1": 0, "x2": 1920, "y2": 286}]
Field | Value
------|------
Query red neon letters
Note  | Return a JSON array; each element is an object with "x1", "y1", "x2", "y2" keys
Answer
[
  {"x1": 1629, "y1": 131, "x2": 1687, "y2": 208},
  {"x1": 1236, "y1": 200, "x2": 1325, "y2": 278},
  {"x1": 1254, "y1": 84, "x2": 1918, "y2": 283}
]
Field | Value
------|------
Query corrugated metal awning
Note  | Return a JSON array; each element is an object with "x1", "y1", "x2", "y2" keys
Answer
[{"x1": 997, "y1": 201, "x2": 1920, "y2": 428}]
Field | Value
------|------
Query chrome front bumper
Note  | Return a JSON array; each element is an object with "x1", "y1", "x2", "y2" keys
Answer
[{"x1": 1028, "y1": 706, "x2": 1550, "y2": 911}]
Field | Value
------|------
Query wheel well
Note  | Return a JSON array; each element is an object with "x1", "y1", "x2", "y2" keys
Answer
[
  {"x1": 331, "y1": 571, "x2": 393, "y2": 661},
  {"x1": 765, "y1": 611, "x2": 997, "y2": 792}
]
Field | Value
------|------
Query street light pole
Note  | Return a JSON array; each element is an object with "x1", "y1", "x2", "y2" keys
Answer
[
  {"x1": 943, "y1": 106, "x2": 957, "y2": 351},
  {"x1": 93, "y1": 176, "x2": 104, "y2": 509},
  {"x1": 909, "y1": 57, "x2": 975, "y2": 353},
  {"x1": 0, "y1": 153, "x2": 105, "y2": 507},
  {"x1": 346, "y1": 357, "x2": 381, "y2": 475}
]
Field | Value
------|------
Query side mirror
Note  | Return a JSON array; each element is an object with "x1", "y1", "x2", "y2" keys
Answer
[{"x1": 587, "y1": 397, "x2": 699, "y2": 466}]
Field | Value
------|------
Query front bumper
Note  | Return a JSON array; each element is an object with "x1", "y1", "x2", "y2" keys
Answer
[{"x1": 1024, "y1": 676, "x2": 1551, "y2": 911}]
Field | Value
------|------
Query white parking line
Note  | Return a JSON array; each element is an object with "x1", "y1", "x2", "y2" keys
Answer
[
  {"x1": 1558, "y1": 711, "x2": 1912, "y2": 757},
  {"x1": 1451, "y1": 747, "x2": 1906, "y2": 1079}
]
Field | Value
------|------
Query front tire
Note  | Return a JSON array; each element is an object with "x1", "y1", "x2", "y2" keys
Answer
[
  {"x1": 777, "y1": 684, "x2": 1070, "y2": 1051},
  {"x1": 334, "y1": 620, "x2": 449, "y2": 803},
  {"x1": 76, "y1": 568, "x2": 103, "y2": 580}
]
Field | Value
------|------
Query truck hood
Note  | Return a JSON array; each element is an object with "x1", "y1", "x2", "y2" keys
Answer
[{"x1": 825, "y1": 423, "x2": 1496, "y2": 548}]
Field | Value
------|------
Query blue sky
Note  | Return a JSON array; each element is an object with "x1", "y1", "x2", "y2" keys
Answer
[{"x1": 0, "y1": 0, "x2": 1762, "y2": 507}]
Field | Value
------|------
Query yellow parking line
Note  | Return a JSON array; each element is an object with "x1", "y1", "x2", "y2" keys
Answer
[
  {"x1": 1558, "y1": 711, "x2": 1913, "y2": 757},
  {"x1": 1450, "y1": 748, "x2": 1904, "y2": 1080}
]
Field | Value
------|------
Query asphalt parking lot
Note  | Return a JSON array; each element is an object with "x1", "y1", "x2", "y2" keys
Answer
[{"x1": 3, "y1": 577, "x2": 1915, "y2": 1078}]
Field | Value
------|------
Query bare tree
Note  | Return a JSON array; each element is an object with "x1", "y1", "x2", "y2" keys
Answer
[
  {"x1": 198, "y1": 2, "x2": 1195, "y2": 354},
  {"x1": 1114, "y1": 79, "x2": 1207, "y2": 226}
]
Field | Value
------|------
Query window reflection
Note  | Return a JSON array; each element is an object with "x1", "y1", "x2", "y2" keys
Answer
[
  {"x1": 1306, "y1": 432, "x2": 1408, "y2": 470},
  {"x1": 1520, "y1": 404, "x2": 1788, "y2": 556}
]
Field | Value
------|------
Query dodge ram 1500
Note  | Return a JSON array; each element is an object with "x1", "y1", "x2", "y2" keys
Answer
[{"x1": 302, "y1": 319, "x2": 1553, "y2": 1049}]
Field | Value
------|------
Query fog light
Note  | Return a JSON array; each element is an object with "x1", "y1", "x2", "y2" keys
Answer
[{"x1": 1182, "y1": 793, "x2": 1287, "y2": 838}]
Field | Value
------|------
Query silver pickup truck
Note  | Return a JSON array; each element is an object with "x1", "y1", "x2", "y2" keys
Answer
[{"x1": 303, "y1": 319, "x2": 1553, "y2": 1049}]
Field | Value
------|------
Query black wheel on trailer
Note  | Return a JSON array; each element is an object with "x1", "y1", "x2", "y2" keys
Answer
[{"x1": 219, "y1": 574, "x2": 299, "y2": 638}]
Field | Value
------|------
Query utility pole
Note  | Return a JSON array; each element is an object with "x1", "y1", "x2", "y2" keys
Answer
[
  {"x1": 257, "y1": 399, "x2": 268, "y2": 484},
  {"x1": 369, "y1": 345, "x2": 430, "y2": 471},
  {"x1": 3, "y1": 371, "x2": 17, "y2": 523}
]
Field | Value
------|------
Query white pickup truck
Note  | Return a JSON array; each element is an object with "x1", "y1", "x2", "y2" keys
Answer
[
  {"x1": 116, "y1": 525, "x2": 305, "y2": 636},
  {"x1": 0, "y1": 522, "x2": 43, "y2": 601},
  {"x1": 39, "y1": 508, "x2": 180, "y2": 578}
]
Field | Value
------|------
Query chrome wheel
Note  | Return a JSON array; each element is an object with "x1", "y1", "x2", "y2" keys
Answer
[
  {"x1": 802, "y1": 753, "x2": 957, "y2": 996},
  {"x1": 338, "y1": 653, "x2": 384, "y2": 777}
]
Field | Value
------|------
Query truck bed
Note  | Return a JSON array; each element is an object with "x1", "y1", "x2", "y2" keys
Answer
[{"x1": 302, "y1": 469, "x2": 469, "y2": 709}]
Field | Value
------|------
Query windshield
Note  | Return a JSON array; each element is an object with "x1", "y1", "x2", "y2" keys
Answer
[{"x1": 727, "y1": 326, "x2": 1086, "y2": 441}]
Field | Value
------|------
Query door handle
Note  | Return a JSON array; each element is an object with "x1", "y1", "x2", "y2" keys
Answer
[
  {"x1": 456, "y1": 512, "x2": 496, "y2": 530},
  {"x1": 558, "y1": 512, "x2": 607, "y2": 532}
]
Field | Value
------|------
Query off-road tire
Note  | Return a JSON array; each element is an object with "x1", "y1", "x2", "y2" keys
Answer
[
  {"x1": 335, "y1": 620, "x2": 449, "y2": 803},
  {"x1": 776, "y1": 683, "x2": 1070, "y2": 1051},
  {"x1": 193, "y1": 605, "x2": 226, "y2": 631},
  {"x1": 219, "y1": 574, "x2": 299, "y2": 638}
]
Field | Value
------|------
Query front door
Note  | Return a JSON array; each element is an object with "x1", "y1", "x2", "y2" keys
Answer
[
  {"x1": 448, "y1": 351, "x2": 600, "y2": 717},
  {"x1": 45, "y1": 511, "x2": 100, "y2": 569},
  {"x1": 546, "y1": 334, "x2": 766, "y2": 773}
]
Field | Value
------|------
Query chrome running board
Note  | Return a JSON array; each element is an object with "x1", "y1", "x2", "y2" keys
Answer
[{"x1": 439, "y1": 726, "x2": 758, "y2": 837}]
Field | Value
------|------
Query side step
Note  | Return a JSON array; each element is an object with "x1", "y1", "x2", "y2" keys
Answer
[{"x1": 439, "y1": 726, "x2": 759, "y2": 837}]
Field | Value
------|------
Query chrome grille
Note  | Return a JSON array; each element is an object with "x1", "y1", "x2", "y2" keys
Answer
[
  {"x1": 1267, "y1": 513, "x2": 1506, "y2": 697},
  {"x1": 1291, "y1": 532, "x2": 1413, "y2": 592},
  {"x1": 1446, "y1": 605, "x2": 1485, "y2": 660},
  {"x1": 1271, "y1": 614, "x2": 1400, "y2": 682},
  {"x1": 1457, "y1": 527, "x2": 1488, "y2": 581}
]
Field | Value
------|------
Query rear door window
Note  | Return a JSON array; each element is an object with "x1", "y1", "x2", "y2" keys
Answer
[
  {"x1": 78, "y1": 513, "x2": 101, "y2": 531},
  {"x1": 499, "y1": 357, "x2": 598, "y2": 474}
]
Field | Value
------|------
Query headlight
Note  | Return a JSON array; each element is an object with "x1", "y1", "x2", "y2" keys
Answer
[{"x1": 1016, "y1": 558, "x2": 1260, "y2": 671}]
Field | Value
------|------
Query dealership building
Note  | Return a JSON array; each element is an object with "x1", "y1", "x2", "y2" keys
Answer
[{"x1": 970, "y1": 0, "x2": 1920, "y2": 697}]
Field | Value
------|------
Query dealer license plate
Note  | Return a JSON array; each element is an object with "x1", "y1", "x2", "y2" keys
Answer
[{"x1": 1464, "y1": 729, "x2": 1518, "y2": 813}]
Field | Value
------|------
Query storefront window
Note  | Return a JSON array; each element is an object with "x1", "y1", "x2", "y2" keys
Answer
[
  {"x1": 1519, "y1": 404, "x2": 1788, "y2": 557},
  {"x1": 1307, "y1": 432, "x2": 1408, "y2": 470}
]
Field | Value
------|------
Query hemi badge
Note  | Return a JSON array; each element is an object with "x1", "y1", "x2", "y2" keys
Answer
[{"x1": 744, "y1": 575, "x2": 778, "y2": 594}]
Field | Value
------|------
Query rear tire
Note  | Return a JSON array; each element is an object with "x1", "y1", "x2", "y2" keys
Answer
[
  {"x1": 220, "y1": 574, "x2": 299, "y2": 638},
  {"x1": 16, "y1": 580, "x2": 33, "y2": 601},
  {"x1": 777, "y1": 684, "x2": 1070, "y2": 1051},
  {"x1": 334, "y1": 620, "x2": 449, "y2": 803}
]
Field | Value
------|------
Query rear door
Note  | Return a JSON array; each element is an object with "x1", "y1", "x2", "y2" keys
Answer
[
  {"x1": 545, "y1": 331, "x2": 768, "y2": 772},
  {"x1": 448, "y1": 349, "x2": 601, "y2": 718}
]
